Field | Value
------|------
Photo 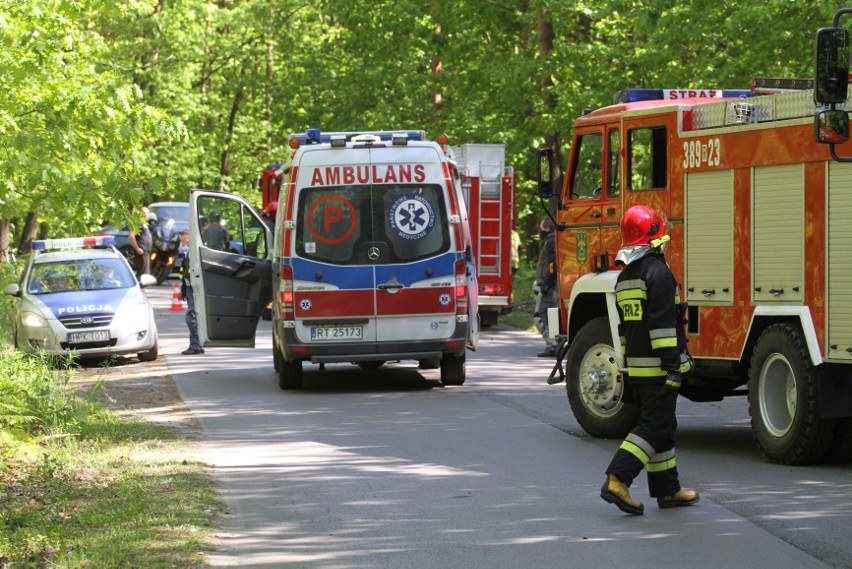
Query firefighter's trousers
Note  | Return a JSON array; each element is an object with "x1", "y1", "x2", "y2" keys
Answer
[{"x1": 606, "y1": 383, "x2": 682, "y2": 498}]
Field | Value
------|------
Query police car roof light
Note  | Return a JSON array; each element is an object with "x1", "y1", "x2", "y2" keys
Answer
[
  {"x1": 32, "y1": 235, "x2": 116, "y2": 251},
  {"x1": 614, "y1": 88, "x2": 753, "y2": 104}
]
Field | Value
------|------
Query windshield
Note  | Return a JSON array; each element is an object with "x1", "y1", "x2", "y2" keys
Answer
[
  {"x1": 296, "y1": 184, "x2": 450, "y2": 265},
  {"x1": 28, "y1": 258, "x2": 135, "y2": 294}
]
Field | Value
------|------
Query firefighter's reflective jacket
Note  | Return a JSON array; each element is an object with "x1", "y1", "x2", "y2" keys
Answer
[{"x1": 615, "y1": 251, "x2": 692, "y2": 382}]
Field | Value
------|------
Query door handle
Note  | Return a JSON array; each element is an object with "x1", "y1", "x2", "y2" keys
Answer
[
  {"x1": 232, "y1": 260, "x2": 256, "y2": 277},
  {"x1": 378, "y1": 282, "x2": 404, "y2": 291}
]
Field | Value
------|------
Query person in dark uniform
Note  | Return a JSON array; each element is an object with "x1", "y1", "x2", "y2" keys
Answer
[
  {"x1": 600, "y1": 205, "x2": 699, "y2": 515},
  {"x1": 534, "y1": 217, "x2": 558, "y2": 357},
  {"x1": 128, "y1": 211, "x2": 153, "y2": 279},
  {"x1": 178, "y1": 229, "x2": 204, "y2": 355}
]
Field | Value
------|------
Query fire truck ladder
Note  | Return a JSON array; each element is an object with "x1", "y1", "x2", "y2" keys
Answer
[{"x1": 476, "y1": 162, "x2": 506, "y2": 276}]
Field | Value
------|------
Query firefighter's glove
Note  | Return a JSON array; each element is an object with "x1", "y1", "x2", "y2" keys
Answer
[{"x1": 664, "y1": 372, "x2": 682, "y2": 391}]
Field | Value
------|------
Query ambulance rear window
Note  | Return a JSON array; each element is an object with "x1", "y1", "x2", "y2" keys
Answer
[{"x1": 296, "y1": 184, "x2": 450, "y2": 265}]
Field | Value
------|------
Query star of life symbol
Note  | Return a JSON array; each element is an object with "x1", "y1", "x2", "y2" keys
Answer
[
  {"x1": 438, "y1": 292, "x2": 451, "y2": 305},
  {"x1": 389, "y1": 194, "x2": 435, "y2": 240},
  {"x1": 300, "y1": 298, "x2": 312, "y2": 311}
]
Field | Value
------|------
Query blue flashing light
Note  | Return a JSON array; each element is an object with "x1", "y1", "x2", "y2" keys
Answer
[
  {"x1": 614, "y1": 89, "x2": 753, "y2": 104},
  {"x1": 289, "y1": 129, "x2": 427, "y2": 146}
]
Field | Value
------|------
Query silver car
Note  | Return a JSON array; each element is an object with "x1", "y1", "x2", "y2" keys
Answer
[{"x1": 3, "y1": 236, "x2": 159, "y2": 362}]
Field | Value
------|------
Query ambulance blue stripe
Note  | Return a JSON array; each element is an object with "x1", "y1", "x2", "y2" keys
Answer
[{"x1": 289, "y1": 252, "x2": 458, "y2": 288}]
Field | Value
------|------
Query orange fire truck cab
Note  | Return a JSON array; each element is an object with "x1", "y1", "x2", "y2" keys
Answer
[{"x1": 537, "y1": 65, "x2": 852, "y2": 464}]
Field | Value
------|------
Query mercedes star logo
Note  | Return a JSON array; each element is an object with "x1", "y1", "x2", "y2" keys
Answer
[{"x1": 368, "y1": 247, "x2": 381, "y2": 261}]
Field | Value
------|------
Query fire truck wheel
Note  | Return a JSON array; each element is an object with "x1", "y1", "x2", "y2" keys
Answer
[
  {"x1": 748, "y1": 323, "x2": 834, "y2": 465},
  {"x1": 566, "y1": 317, "x2": 638, "y2": 438},
  {"x1": 279, "y1": 359, "x2": 303, "y2": 390},
  {"x1": 440, "y1": 353, "x2": 466, "y2": 386},
  {"x1": 480, "y1": 311, "x2": 499, "y2": 328}
]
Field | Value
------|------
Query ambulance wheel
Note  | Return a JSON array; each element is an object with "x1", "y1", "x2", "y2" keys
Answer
[
  {"x1": 138, "y1": 341, "x2": 158, "y2": 362},
  {"x1": 565, "y1": 317, "x2": 637, "y2": 439},
  {"x1": 440, "y1": 353, "x2": 465, "y2": 386},
  {"x1": 748, "y1": 323, "x2": 834, "y2": 465},
  {"x1": 272, "y1": 336, "x2": 282, "y2": 373},
  {"x1": 357, "y1": 361, "x2": 385, "y2": 371},
  {"x1": 279, "y1": 359, "x2": 303, "y2": 390}
]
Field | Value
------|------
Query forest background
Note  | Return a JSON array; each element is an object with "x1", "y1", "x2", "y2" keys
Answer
[{"x1": 1, "y1": 0, "x2": 844, "y2": 263}]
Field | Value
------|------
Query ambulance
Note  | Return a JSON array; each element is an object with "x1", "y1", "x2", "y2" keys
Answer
[{"x1": 189, "y1": 129, "x2": 479, "y2": 389}]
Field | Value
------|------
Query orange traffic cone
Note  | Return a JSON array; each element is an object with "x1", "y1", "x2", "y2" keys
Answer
[{"x1": 170, "y1": 282, "x2": 184, "y2": 312}]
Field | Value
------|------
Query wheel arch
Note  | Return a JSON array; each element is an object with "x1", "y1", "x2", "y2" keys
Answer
[
  {"x1": 565, "y1": 271, "x2": 622, "y2": 364},
  {"x1": 741, "y1": 307, "x2": 822, "y2": 372}
]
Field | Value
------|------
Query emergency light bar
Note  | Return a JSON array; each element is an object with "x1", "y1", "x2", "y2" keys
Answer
[
  {"x1": 614, "y1": 89, "x2": 753, "y2": 104},
  {"x1": 289, "y1": 129, "x2": 427, "y2": 146},
  {"x1": 32, "y1": 235, "x2": 116, "y2": 251}
]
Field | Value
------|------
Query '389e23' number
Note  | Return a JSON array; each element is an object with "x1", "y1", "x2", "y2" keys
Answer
[{"x1": 682, "y1": 137, "x2": 721, "y2": 169}]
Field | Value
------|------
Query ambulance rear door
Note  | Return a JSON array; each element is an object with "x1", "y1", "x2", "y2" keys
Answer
[
  {"x1": 289, "y1": 147, "x2": 380, "y2": 347},
  {"x1": 189, "y1": 190, "x2": 273, "y2": 347},
  {"x1": 369, "y1": 145, "x2": 461, "y2": 345}
]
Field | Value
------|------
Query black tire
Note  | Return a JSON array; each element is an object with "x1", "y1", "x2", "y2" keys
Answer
[
  {"x1": 565, "y1": 317, "x2": 638, "y2": 438},
  {"x1": 480, "y1": 311, "x2": 498, "y2": 327},
  {"x1": 829, "y1": 419, "x2": 852, "y2": 463},
  {"x1": 138, "y1": 341, "x2": 158, "y2": 362},
  {"x1": 418, "y1": 358, "x2": 440, "y2": 370},
  {"x1": 357, "y1": 361, "x2": 385, "y2": 371},
  {"x1": 261, "y1": 306, "x2": 272, "y2": 321},
  {"x1": 440, "y1": 353, "x2": 465, "y2": 386},
  {"x1": 748, "y1": 323, "x2": 835, "y2": 465},
  {"x1": 272, "y1": 334, "x2": 283, "y2": 373},
  {"x1": 279, "y1": 359, "x2": 303, "y2": 390},
  {"x1": 152, "y1": 262, "x2": 170, "y2": 285}
]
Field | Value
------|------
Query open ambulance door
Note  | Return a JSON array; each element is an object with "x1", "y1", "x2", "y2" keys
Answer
[{"x1": 189, "y1": 189, "x2": 273, "y2": 348}]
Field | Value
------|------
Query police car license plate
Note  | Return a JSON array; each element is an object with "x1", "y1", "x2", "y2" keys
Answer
[
  {"x1": 68, "y1": 331, "x2": 110, "y2": 344},
  {"x1": 310, "y1": 326, "x2": 363, "y2": 341}
]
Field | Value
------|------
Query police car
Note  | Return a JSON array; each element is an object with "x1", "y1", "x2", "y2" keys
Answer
[{"x1": 3, "y1": 236, "x2": 159, "y2": 362}]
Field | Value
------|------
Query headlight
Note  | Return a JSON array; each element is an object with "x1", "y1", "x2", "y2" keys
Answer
[{"x1": 22, "y1": 311, "x2": 48, "y2": 328}]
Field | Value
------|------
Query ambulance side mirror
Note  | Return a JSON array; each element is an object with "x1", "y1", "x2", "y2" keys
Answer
[
  {"x1": 537, "y1": 147, "x2": 555, "y2": 198},
  {"x1": 814, "y1": 27, "x2": 849, "y2": 104}
]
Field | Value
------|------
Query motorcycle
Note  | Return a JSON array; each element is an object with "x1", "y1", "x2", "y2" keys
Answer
[{"x1": 149, "y1": 218, "x2": 183, "y2": 284}]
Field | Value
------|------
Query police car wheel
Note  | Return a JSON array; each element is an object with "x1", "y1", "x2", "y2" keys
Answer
[
  {"x1": 279, "y1": 359, "x2": 303, "y2": 390},
  {"x1": 138, "y1": 341, "x2": 158, "y2": 362}
]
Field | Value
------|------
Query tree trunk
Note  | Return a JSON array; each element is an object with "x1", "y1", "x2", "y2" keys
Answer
[
  {"x1": 0, "y1": 218, "x2": 10, "y2": 263},
  {"x1": 17, "y1": 212, "x2": 40, "y2": 257},
  {"x1": 537, "y1": 7, "x2": 561, "y2": 185},
  {"x1": 218, "y1": 84, "x2": 244, "y2": 192}
]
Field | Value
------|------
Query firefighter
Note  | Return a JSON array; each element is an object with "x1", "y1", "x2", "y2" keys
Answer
[
  {"x1": 534, "y1": 217, "x2": 558, "y2": 357},
  {"x1": 600, "y1": 205, "x2": 699, "y2": 515},
  {"x1": 262, "y1": 201, "x2": 277, "y2": 230}
]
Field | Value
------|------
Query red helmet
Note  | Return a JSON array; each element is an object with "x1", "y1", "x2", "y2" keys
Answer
[
  {"x1": 263, "y1": 202, "x2": 278, "y2": 218},
  {"x1": 621, "y1": 205, "x2": 667, "y2": 246}
]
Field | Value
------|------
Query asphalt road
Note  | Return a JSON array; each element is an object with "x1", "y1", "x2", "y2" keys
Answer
[{"x1": 146, "y1": 285, "x2": 851, "y2": 568}]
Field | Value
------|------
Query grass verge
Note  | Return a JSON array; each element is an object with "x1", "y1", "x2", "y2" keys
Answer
[{"x1": 0, "y1": 351, "x2": 219, "y2": 568}]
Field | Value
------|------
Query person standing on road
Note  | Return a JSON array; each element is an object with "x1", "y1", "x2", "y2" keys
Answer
[
  {"x1": 202, "y1": 211, "x2": 228, "y2": 251},
  {"x1": 600, "y1": 205, "x2": 699, "y2": 516},
  {"x1": 128, "y1": 211, "x2": 153, "y2": 279},
  {"x1": 534, "y1": 217, "x2": 558, "y2": 357},
  {"x1": 178, "y1": 229, "x2": 205, "y2": 355}
]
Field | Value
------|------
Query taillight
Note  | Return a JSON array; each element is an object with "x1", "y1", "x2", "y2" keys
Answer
[
  {"x1": 279, "y1": 264, "x2": 294, "y2": 320},
  {"x1": 455, "y1": 259, "x2": 467, "y2": 315},
  {"x1": 479, "y1": 283, "x2": 504, "y2": 295}
]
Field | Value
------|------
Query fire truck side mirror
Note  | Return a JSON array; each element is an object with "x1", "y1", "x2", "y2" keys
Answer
[
  {"x1": 815, "y1": 109, "x2": 850, "y2": 144},
  {"x1": 814, "y1": 27, "x2": 849, "y2": 104},
  {"x1": 537, "y1": 147, "x2": 555, "y2": 198}
]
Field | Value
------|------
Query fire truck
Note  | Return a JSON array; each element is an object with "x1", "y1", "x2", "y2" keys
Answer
[
  {"x1": 450, "y1": 144, "x2": 516, "y2": 326},
  {"x1": 261, "y1": 143, "x2": 517, "y2": 328},
  {"x1": 536, "y1": 21, "x2": 852, "y2": 465}
]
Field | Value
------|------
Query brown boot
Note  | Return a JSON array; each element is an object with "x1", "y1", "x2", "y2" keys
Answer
[
  {"x1": 657, "y1": 488, "x2": 700, "y2": 509},
  {"x1": 600, "y1": 474, "x2": 644, "y2": 515}
]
